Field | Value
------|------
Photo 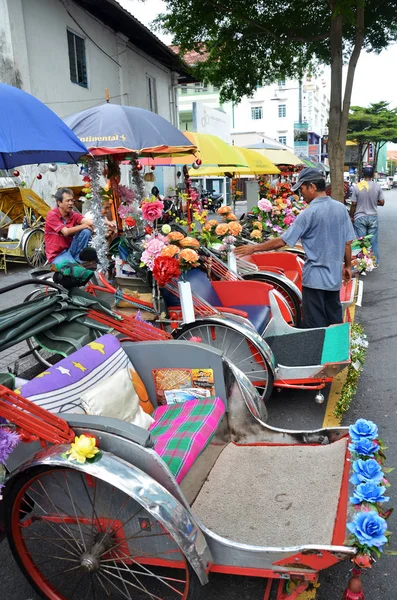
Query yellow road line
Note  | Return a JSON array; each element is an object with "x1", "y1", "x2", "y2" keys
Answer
[{"x1": 322, "y1": 297, "x2": 357, "y2": 428}]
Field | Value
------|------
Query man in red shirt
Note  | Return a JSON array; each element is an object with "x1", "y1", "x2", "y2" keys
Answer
[{"x1": 44, "y1": 188, "x2": 93, "y2": 264}]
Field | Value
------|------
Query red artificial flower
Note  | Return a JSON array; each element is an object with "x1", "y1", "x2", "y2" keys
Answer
[
  {"x1": 125, "y1": 216, "x2": 137, "y2": 227},
  {"x1": 145, "y1": 225, "x2": 153, "y2": 235},
  {"x1": 83, "y1": 175, "x2": 91, "y2": 182},
  {"x1": 152, "y1": 255, "x2": 181, "y2": 287}
]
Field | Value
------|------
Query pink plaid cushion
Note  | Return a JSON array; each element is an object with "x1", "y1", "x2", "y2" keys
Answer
[{"x1": 150, "y1": 398, "x2": 225, "y2": 483}]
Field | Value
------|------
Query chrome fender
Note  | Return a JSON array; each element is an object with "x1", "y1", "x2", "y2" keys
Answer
[{"x1": 4, "y1": 445, "x2": 211, "y2": 584}]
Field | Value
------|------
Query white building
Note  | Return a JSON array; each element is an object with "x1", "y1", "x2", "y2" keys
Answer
[{"x1": 0, "y1": 0, "x2": 192, "y2": 200}]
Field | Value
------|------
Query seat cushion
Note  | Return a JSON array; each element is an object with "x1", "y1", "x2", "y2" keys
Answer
[
  {"x1": 150, "y1": 398, "x2": 225, "y2": 483},
  {"x1": 230, "y1": 304, "x2": 271, "y2": 334},
  {"x1": 284, "y1": 270, "x2": 300, "y2": 286}
]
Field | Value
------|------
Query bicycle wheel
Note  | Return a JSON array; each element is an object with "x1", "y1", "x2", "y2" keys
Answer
[
  {"x1": 6, "y1": 466, "x2": 201, "y2": 600},
  {"x1": 23, "y1": 229, "x2": 46, "y2": 268},
  {"x1": 242, "y1": 272, "x2": 302, "y2": 327},
  {"x1": 175, "y1": 319, "x2": 274, "y2": 403},
  {"x1": 24, "y1": 288, "x2": 64, "y2": 368}
]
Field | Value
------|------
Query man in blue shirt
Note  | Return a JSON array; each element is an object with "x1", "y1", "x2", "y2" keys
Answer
[{"x1": 235, "y1": 168, "x2": 355, "y2": 328}]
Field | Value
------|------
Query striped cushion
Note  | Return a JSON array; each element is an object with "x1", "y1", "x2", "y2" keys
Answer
[
  {"x1": 150, "y1": 398, "x2": 225, "y2": 483},
  {"x1": 19, "y1": 335, "x2": 131, "y2": 413}
]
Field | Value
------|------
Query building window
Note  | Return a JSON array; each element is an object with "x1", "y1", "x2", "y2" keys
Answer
[
  {"x1": 181, "y1": 85, "x2": 188, "y2": 94},
  {"x1": 278, "y1": 104, "x2": 286, "y2": 118},
  {"x1": 194, "y1": 82, "x2": 201, "y2": 93},
  {"x1": 67, "y1": 30, "x2": 88, "y2": 87},
  {"x1": 251, "y1": 106, "x2": 263, "y2": 120},
  {"x1": 146, "y1": 75, "x2": 157, "y2": 113},
  {"x1": 278, "y1": 136, "x2": 287, "y2": 145},
  {"x1": 278, "y1": 79, "x2": 286, "y2": 87}
]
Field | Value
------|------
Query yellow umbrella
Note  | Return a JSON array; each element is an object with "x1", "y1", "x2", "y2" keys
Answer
[
  {"x1": 184, "y1": 132, "x2": 248, "y2": 167},
  {"x1": 254, "y1": 148, "x2": 304, "y2": 166},
  {"x1": 188, "y1": 146, "x2": 280, "y2": 176}
]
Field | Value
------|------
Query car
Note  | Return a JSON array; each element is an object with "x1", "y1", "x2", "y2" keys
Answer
[{"x1": 378, "y1": 178, "x2": 391, "y2": 190}]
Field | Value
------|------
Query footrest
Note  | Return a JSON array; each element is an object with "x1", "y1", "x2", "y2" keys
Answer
[{"x1": 321, "y1": 322, "x2": 350, "y2": 364}]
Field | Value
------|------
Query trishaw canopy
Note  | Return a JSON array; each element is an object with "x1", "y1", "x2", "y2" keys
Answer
[{"x1": 0, "y1": 187, "x2": 50, "y2": 227}]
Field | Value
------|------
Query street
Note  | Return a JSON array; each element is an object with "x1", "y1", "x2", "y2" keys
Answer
[{"x1": 0, "y1": 190, "x2": 396, "y2": 599}]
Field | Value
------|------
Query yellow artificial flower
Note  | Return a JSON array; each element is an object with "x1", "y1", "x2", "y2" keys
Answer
[
  {"x1": 250, "y1": 229, "x2": 262, "y2": 240},
  {"x1": 67, "y1": 435, "x2": 99, "y2": 464}
]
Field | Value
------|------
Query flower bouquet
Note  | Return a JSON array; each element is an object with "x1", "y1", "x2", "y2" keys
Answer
[{"x1": 352, "y1": 236, "x2": 376, "y2": 275}]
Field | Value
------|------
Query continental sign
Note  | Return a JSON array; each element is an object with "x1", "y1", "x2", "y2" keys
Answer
[{"x1": 79, "y1": 134, "x2": 127, "y2": 142}]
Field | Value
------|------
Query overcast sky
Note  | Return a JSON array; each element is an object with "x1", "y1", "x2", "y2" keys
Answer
[{"x1": 124, "y1": 0, "x2": 397, "y2": 109}]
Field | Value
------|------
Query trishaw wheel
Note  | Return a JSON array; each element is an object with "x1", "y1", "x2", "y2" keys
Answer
[
  {"x1": 6, "y1": 466, "x2": 201, "y2": 600},
  {"x1": 24, "y1": 229, "x2": 47, "y2": 268},
  {"x1": 175, "y1": 320, "x2": 274, "y2": 403},
  {"x1": 242, "y1": 273, "x2": 302, "y2": 327},
  {"x1": 24, "y1": 288, "x2": 65, "y2": 368}
]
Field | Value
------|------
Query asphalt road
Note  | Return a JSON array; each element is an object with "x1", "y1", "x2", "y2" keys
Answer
[{"x1": 1, "y1": 191, "x2": 397, "y2": 599}]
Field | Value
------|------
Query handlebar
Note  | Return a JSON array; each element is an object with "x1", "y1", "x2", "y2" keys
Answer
[{"x1": 0, "y1": 278, "x2": 64, "y2": 296}]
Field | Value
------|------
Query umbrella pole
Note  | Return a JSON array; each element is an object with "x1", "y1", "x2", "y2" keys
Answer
[{"x1": 183, "y1": 164, "x2": 192, "y2": 229}]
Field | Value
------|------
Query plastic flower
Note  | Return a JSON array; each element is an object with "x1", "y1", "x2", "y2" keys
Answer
[
  {"x1": 67, "y1": 435, "x2": 99, "y2": 464},
  {"x1": 350, "y1": 459, "x2": 385, "y2": 486},
  {"x1": 215, "y1": 223, "x2": 229, "y2": 236},
  {"x1": 217, "y1": 205, "x2": 232, "y2": 215},
  {"x1": 228, "y1": 222, "x2": 243, "y2": 236},
  {"x1": 349, "y1": 419, "x2": 379, "y2": 442},
  {"x1": 347, "y1": 511, "x2": 388, "y2": 549},
  {"x1": 225, "y1": 213, "x2": 237, "y2": 221},
  {"x1": 161, "y1": 224, "x2": 171, "y2": 234},
  {"x1": 145, "y1": 237, "x2": 166, "y2": 255},
  {"x1": 161, "y1": 244, "x2": 179, "y2": 258},
  {"x1": 180, "y1": 236, "x2": 200, "y2": 249},
  {"x1": 118, "y1": 204, "x2": 130, "y2": 219},
  {"x1": 349, "y1": 437, "x2": 379, "y2": 457},
  {"x1": 141, "y1": 200, "x2": 164, "y2": 222},
  {"x1": 350, "y1": 482, "x2": 389, "y2": 505},
  {"x1": 253, "y1": 221, "x2": 263, "y2": 231},
  {"x1": 283, "y1": 216, "x2": 295, "y2": 226},
  {"x1": 153, "y1": 255, "x2": 181, "y2": 287},
  {"x1": 250, "y1": 229, "x2": 262, "y2": 240},
  {"x1": 258, "y1": 199, "x2": 272, "y2": 212},
  {"x1": 167, "y1": 231, "x2": 185, "y2": 242},
  {"x1": 118, "y1": 185, "x2": 135, "y2": 205},
  {"x1": 125, "y1": 216, "x2": 136, "y2": 228},
  {"x1": 179, "y1": 248, "x2": 199, "y2": 264},
  {"x1": 0, "y1": 428, "x2": 20, "y2": 463}
]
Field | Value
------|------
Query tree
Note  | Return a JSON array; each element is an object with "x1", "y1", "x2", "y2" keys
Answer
[
  {"x1": 157, "y1": 0, "x2": 397, "y2": 200},
  {"x1": 347, "y1": 102, "x2": 397, "y2": 176}
]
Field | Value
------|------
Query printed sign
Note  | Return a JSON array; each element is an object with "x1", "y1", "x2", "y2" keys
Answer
[
  {"x1": 294, "y1": 122, "x2": 308, "y2": 158},
  {"x1": 152, "y1": 368, "x2": 215, "y2": 405},
  {"x1": 193, "y1": 102, "x2": 231, "y2": 143}
]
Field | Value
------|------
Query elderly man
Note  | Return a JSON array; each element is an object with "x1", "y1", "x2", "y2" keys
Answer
[
  {"x1": 44, "y1": 187, "x2": 93, "y2": 264},
  {"x1": 235, "y1": 168, "x2": 355, "y2": 328}
]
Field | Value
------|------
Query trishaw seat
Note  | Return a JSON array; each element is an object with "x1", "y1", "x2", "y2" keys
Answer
[{"x1": 228, "y1": 304, "x2": 271, "y2": 333}]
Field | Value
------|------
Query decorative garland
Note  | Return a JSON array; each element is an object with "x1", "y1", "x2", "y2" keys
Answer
[
  {"x1": 334, "y1": 324, "x2": 368, "y2": 419},
  {"x1": 347, "y1": 419, "x2": 393, "y2": 561},
  {"x1": 87, "y1": 157, "x2": 109, "y2": 272},
  {"x1": 0, "y1": 427, "x2": 20, "y2": 499}
]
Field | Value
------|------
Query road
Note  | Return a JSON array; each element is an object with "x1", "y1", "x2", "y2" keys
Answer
[{"x1": 1, "y1": 190, "x2": 396, "y2": 599}]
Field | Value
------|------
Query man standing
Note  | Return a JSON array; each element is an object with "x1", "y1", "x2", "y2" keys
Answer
[
  {"x1": 235, "y1": 168, "x2": 355, "y2": 328},
  {"x1": 44, "y1": 188, "x2": 93, "y2": 264},
  {"x1": 350, "y1": 166, "x2": 384, "y2": 266}
]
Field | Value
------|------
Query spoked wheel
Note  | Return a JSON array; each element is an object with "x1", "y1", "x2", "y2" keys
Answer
[
  {"x1": 175, "y1": 320, "x2": 274, "y2": 402},
  {"x1": 7, "y1": 466, "x2": 200, "y2": 600},
  {"x1": 23, "y1": 229, "x2": 46, "y2": 268},
  {"x1": 24, "y1": 288, "x2": 64, "y2": 368},
  {"x1": 242, "y1": 273, "x2": 302, "y2": 327}
]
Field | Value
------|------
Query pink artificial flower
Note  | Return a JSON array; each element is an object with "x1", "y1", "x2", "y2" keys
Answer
[
  {"x1": 118, "y1": 204, "x2": 130, "y2": 219},
  {"x1": 189, "y1": 336, "x2": 202, "y2": 343},
  {"x1": 145, "y1": 237, "x2": 166, "y2": 256},
  {"x1": 141, "y1": 249, "x2": 156, "y2": 270},
  {"x1": 258, "y1": 199, "x2": 272, "y2": 212},
  {"x1": 142, "y1": 200, "x2": 164, "y2": 222},
  {"x1": 286, "y1": 198, "x2": 292, "y2": 207},
  {"x1": 283, "y1": 215, "x2": 295, "y2": 226},
  {"x1": 118, "y1": 185, "x2": 135, "y2": 205}
]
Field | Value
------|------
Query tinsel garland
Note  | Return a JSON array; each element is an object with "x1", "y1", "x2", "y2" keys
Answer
[
  {"x1": 87, "y1": 157, "x2": 109, "y2": 272},
  {"x1": 333, "y1": 324, "x2": 368, "y2": 418},
  {"x1": 130, "y1": 154, "x2": 146, "y2": 205}
]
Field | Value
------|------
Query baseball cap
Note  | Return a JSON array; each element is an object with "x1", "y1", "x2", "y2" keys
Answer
[
  {"x1": 291, "y1": 167, "x2": 326, "y2": 192},
  {"x1": 362, "y1": 166, "x2": 374, "y2": 177}
]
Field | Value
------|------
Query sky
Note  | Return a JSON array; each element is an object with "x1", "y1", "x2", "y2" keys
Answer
[{"x1": 123, "y1": 0, "x2": 397, "y2": 108}]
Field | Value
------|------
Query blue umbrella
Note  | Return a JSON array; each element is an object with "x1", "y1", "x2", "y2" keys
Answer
[
  {"x1": 0, "y1": 83, "x2": 88, "y2": 169},
  {"x1": 64, "y1": 103, "x2": 195, "y2": 157}
]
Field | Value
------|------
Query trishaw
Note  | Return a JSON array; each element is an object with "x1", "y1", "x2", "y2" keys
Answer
[
  {"x1": 0, "y1": 329, "x2": 361, "y2": 599},
  {"x1": 0, "y1": 186, "x2": 49, "y2": 272}
]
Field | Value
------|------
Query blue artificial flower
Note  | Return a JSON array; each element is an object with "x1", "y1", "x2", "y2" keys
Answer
[
  {"x1": 349, "y1": 419, "x2": 379, "y2": 442},
  {"x1": 347, "y1": 511, "x2": 388, "y2": 549},
  {"x1": 349, "y1": 437, "x2": 378, "y2": 457},
  {"x1": 350, "y1": 459, "x2": 384, "y2": 486},
  {"x1": 350, "y1": 482, "x2": 389, "y2": 505}
]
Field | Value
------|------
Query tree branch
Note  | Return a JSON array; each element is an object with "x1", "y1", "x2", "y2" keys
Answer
[{"x1": 340, "y1": 2, "x2": 365, "y2": 138}]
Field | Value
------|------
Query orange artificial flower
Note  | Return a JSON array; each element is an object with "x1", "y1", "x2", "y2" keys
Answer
[
  {"x1": 253, "y1": 221, "x2": 263, "y2": 231},
  {"x1": 179, "y1": 248, "x2": 199, "y2": 264},
  {"x1": 250, "y1": 229, "x2": 262, "y2": 240},
  {"x1": 217, "y1": 205, "x2": 232, "y2": 215},
  {"x1": 215, "y1": 223, "x2": 229, "y2": 236},
  {"x1": 228, "y1": 222, "x2": 243, "y2": 236},
  {"x1": 225, "y1": 213, "x2": 237, "y2": 221},
  {"x1": 161, "y1": 244, "x2": 180, "y2": 257},
  {"x1": 167, "y1": 231, "x2": 185, "y2": 242},
  {"x1": 180, "y1": 236, "x2": 200, "y2": 249}
]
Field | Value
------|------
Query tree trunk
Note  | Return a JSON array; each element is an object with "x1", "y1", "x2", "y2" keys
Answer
[{"x1": 328, "y1": 1, "x2": 365, "y2": 201}]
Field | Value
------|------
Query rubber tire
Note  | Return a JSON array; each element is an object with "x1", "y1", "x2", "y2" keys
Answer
[
  {"x1": 5, "y1": 465, "x2": 203, "y2": 600},
  {"x1": 24, "y1": 288, "x2": 63, "y2": 368}
]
